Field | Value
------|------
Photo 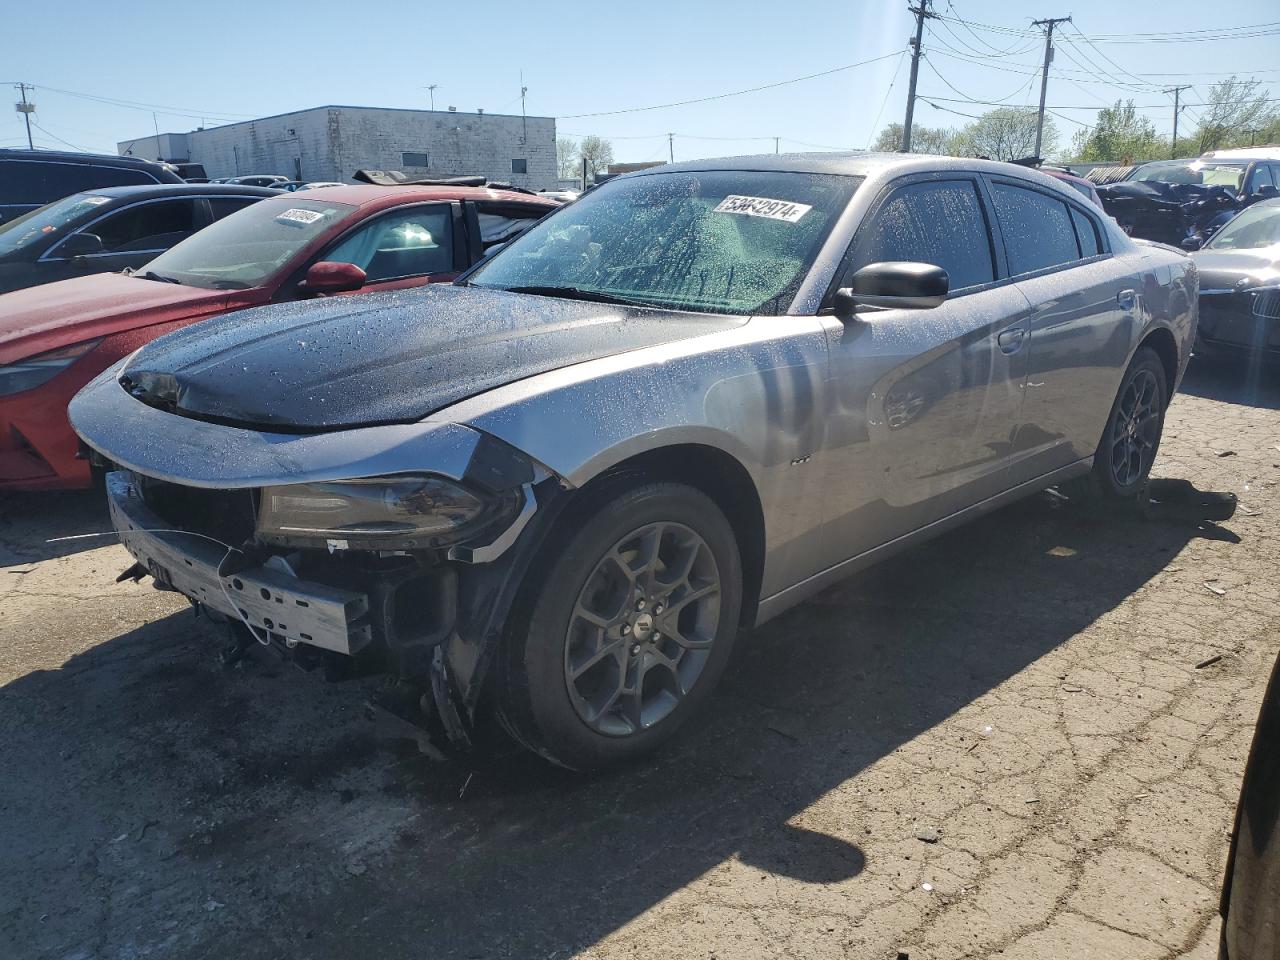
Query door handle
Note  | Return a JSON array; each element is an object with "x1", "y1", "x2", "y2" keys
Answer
[
  {"x1": 997, "y1": 327, "x2": 1027, "y2": 354},
  {"x1": 1117, "y1": 288, "x2": 1137, "y2": 310}
]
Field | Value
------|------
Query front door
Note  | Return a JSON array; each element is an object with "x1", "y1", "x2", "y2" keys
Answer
[{"x1": 817, "y1": 174, "x2": 1031, "y2": 570}]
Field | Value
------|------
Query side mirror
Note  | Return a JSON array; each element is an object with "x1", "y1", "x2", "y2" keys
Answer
[
  {"x1": 60, "y1": 232, "x2": 104, "y2": 259},
  {"x1": 300, "y1": 260, "x2": 366, "y2": 294},
  {"x1": 834, "y1": 261, "x2": 949, "y2": 315},
  {"x1": 1255, "y1": 184, "x2": 1279, "y2": 200},
  {"x1": 1180, "y1": 236, "x2": 1204, "y2": 252}
]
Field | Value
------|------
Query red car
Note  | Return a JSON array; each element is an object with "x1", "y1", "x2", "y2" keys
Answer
[
  {"x1": 1043, "y1": 169, "x2": 1105, "y2": 209},
  {"x1": 0, "y1": 184, "x2": 557, "y2": 490}
]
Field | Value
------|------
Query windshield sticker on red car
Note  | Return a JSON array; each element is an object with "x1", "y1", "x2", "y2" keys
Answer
[
  {"x1": 276, "y1": 208, "x2": 326, "y2": 227},
  {"x1": 713, "y1": 195, "x2": 813, "y2": 223}
]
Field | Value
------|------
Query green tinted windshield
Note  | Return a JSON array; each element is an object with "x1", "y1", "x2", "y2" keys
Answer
[
  {"x1": 0, "y1": 193, "x2": 113, "y2": 255},
  {"x1": 1206, "y1": 203, "x2": 1280, "y2": 251},
  {"x1": 139, "y1": 197, "x2": 356, "y2": 289},
  {"x1": 469, "y1": 170, "x2": 860, "y2": 315}
]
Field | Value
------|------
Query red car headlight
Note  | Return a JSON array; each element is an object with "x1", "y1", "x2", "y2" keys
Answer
[{"x1": 0, "y1": 338, "x2": 103, "y2": 398}]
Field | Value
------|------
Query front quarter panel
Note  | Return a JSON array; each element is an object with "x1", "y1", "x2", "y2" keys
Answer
[{"x1": 436, "y1": 316, "x2": 830, "y2": 599}]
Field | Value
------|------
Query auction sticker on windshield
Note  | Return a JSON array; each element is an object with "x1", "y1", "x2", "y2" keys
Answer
[
  {"x1": 713, "y1": 195, "x2": 813, "y2": 223},
  {"x1": 276, "y1": 208, "x2": 327, "y2": 227}
]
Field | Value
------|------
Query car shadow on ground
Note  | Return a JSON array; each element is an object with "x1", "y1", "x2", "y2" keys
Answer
[
  {"x1": 0, "y1": 487, "x2": 113, "y2": 564},
  {"x1": 0, "y1": 489, "x2": 1235, "y2": 958},
  {"x1": 1181, "y1": 353, "x2": 1280, "y2": 410}
]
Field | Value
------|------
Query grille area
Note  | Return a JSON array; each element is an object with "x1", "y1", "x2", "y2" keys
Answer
[{"x1": 137, "y1": 475, "x2": 258, "y2": 547}]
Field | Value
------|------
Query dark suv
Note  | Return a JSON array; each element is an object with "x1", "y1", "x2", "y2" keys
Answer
[{"x1": 0, "y1": 149, "x2": 183, "y2": 225}]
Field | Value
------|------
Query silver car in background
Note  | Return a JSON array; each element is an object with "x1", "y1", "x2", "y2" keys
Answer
[{"x1": 71, "y1": 153, "x2": 1197, "y2": 769}]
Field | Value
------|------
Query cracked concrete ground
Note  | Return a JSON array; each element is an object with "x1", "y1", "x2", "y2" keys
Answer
[{"x1": 0, "y1": 357, "x2": 1276, "y2": 960}]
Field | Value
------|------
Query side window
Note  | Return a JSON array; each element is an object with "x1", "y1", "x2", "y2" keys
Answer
[
  {"x1": 324, "y1": 206, "x2": 452, "y2": 283},
  {"x1": 0, "y1": 162, "x2": 150, "y2": 207},
  {"x1": 847, "y1": 179, "x2": 995, "y2": 292},
  {"x1": 208, "y1": 197, "x2": 261, "y2": 221},
  {"x1": 1070, "y1": 206, "x2": 1101, "y2": 258},
  {"x1": 474, "y1": 203, "x2": 547, "y2": 252},
  {"x1": 990, "y1": 182, "x2": 1079, "y2": 276},
  {"x1": 69, "y1": 199, "x2": 198, "y2": 255}
]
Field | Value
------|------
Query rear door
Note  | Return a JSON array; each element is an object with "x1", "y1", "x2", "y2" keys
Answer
[
  {"x1": 986, "y1": 177, "x2": 1137, "y2": 483},
  {"x1": 817, "y1": 172, "x2": 1032, "y2": 568},
  {"x1": 464, "y1": 200, "x2": 554, "y2": 264}
]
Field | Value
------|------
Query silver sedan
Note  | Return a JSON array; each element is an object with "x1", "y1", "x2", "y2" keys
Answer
[{"x1": 72, "y1": 153, "x2": 1197, "y2": 768}]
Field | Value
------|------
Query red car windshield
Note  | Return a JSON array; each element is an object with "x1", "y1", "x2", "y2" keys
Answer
[{"x1": 139, "y1": 197, "x2": 356, "y2": 289}]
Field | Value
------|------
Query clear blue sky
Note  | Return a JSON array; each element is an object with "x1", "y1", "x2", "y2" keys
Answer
[{"x1": 4, "y1": 0, "x2": 1277, "y2": 162}]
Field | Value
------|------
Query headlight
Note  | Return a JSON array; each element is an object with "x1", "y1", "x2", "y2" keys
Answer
[
  {"x1": 257, "y1": 475, "x2": 496, "y2": 547},
  {"x1": 0, "y1": 338, "x2": 103, "y2": 397}
]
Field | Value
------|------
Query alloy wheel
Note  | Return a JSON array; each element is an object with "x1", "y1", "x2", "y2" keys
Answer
[
  {"x1": 1110, "y1": 368, "x2": 1161, "y2": 489},
  {"x1": 563, "y1": 521, "x2": 722, "y2": 737}
]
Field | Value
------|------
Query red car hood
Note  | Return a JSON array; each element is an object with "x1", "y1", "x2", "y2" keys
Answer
[{"x1": 0, "y1": 273, "x2": 233, "y2": 365}]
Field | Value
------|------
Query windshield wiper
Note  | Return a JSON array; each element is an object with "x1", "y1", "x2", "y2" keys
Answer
[
  {"x1": 498, "y1": 285, "x2": 658, "y2": 308},
  {"x1": 138, "y1": 270, "x2": 182, "y2": 285}
]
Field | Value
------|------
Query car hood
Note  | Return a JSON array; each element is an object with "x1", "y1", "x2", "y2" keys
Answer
[
  {"x1": 1192, "y1": 248, "x2": 1280, "y2": 291},
  {"x1": 119, "y1": 284, "x2": 745, "y2": 430},
  {"x1": 0, "y1": 272, "x2": 231, "y2": 364}
]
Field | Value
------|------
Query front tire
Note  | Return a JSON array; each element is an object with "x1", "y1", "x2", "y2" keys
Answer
[
  {"x1": 1081, "y1": 346, "x2": 1169, "y2": 501},
  {"x1": 495, "y1": 481, "x2": 742, "y2": 770}
]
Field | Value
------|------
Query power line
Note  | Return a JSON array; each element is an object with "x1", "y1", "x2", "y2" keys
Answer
[
  {"x1": 558, "y1": 50, "x2": 903, "y2": 120},
  {"x1": 29, "y1": 119, "x2": 89, "y2": 152},
  {"x1": 867, "y1": 49, "x2": 908, "y2": 148},
  {"x1": 922, "y1": 54, "x2": 1035, "y2": 105}
]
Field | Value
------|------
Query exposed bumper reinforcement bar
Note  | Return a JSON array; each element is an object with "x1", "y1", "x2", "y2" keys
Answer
[{"x1": 106, "y1": 471, "x2": 371, "y2": 655}]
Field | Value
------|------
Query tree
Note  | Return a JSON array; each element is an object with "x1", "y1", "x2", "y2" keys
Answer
[
  {"x1": 556, "y1": 137, "x2": 579, "y2": 179},
  {"x1": 1191, "y1": 77, "x2": 1280, "y2": 154},
  {"x1": 1070, "y1": 100, "x2": 1167, "y2": 164},
  {"x1": 577, "y1": 135, "x2": 614, "y2": 174},
  {"x1": 954, "y1": 108, "x2": 1058, "y2": 161},
  {"x1": 872, "y1": 122, "x2": 960, "y2": 155}
]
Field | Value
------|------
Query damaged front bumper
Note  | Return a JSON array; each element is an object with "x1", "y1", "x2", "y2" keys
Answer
[{"x1": 107, "y1": 471, "x2": 372, "y2": 655}]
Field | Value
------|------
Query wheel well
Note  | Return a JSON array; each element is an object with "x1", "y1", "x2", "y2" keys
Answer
[
  {"x1": 584, "y1": 444, "x2": 766, "y2": 627},
  {"x1": 1139, "y1": 327, "x2": 1179, "y2": 406}
]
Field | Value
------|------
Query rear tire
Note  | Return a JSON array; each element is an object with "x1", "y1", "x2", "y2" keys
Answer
[
  {"x1": 494, "y1": 481, "x2": 742, "y2": 770},
  {"x1": 1077, "y1": 346, "x2": 1168, "y2": 501}
]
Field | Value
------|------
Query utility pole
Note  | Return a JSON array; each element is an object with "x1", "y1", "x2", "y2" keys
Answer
[
  {"x1": 1164, "y1": 85, "x2": 1192, "y2": 157},
  {"x1": 774, "y1": 136, "x2": 780, "y2": 154},
  {"x1": 520, "y1": 72, "x2": 528, "y2": 144},
  {"x1": 901, "y1": 0, "x2": 937, "y2": 152},
  {"x1": 14, "y1": 83, "x2": 34, "y2": 150},
  {"x1": 668, "y1": 132, "x2": 674, "y2": 163},
  {"x1": 425, "y1": 84, "x2": 438, "y2": 111},
  {"x1": 1032, "y1": 17, "x2": 1071, "y2": 160}
]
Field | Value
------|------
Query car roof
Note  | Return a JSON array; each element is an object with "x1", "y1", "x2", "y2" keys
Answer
[
  {"x1": 626, "y1": 150, "x2": 1080, "y2": 182},
  {"x1": 0, "y1": 148, "x2": 173, "y2": 170},
  {"x1": 66, "y1": 183, "x2": 281, "y2": 200},
  {"x1": 293, "y1": 184, "x2": 561, "y2": 208}
]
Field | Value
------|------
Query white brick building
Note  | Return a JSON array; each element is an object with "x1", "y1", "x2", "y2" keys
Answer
[{"x1": 118, "y1": 105, "x2": 558, "y2": 190}]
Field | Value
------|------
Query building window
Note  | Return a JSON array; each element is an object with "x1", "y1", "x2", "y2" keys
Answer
[
  {"x1": 511, "y1": 158, "x2": 528, "y2": 175},
  {"x1": 402, "y1": 151, "x2": 430, "y2": 168}
]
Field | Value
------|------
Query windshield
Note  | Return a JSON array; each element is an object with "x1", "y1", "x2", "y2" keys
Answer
[
  {"x1": 1132, "y1": 160, "x2": 1247, "y2": 193},
  {"x1": 468, "y1": 170, "x2": 860, "y2": 314},
  {"x1": 139, "y1": 197, "x2": 355, "y2": 289},
  {"x1": 1206, "y1": 203, "x2": 1280, "y2": 251},
  {"x1": 0, "y1": 193, "x2": 113, "y2": 255}
]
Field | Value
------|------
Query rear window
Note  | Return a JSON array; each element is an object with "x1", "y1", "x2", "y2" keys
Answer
[
  {"x1": 0, "y1": 160, "x2": 156, "y2": 206},
  {"x1": 990, "y1": 182, "x2": 1080, "y2": 276}
]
